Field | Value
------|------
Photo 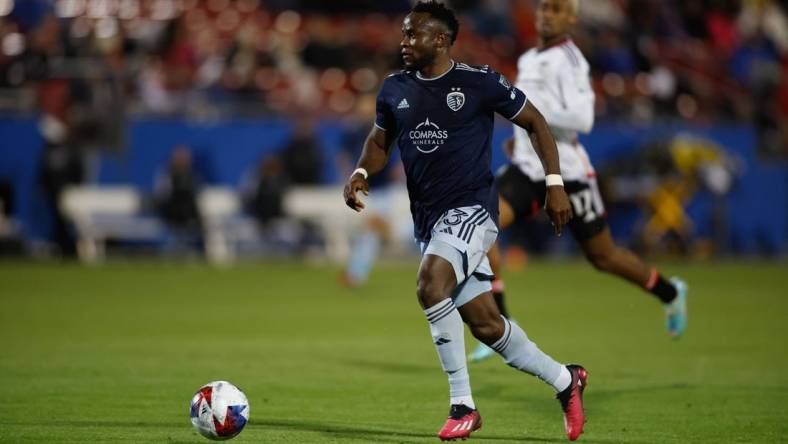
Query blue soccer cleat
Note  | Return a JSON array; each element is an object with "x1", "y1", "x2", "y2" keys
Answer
[
  {"x1": 665, "y1": 277, "x2": 688, "y2": 339},
  {"x1": 468, "y1": 341, "x2": 496, "y2": 363}
]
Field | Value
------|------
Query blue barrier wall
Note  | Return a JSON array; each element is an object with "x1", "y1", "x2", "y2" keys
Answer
[
  {"x1": 1, "y1": 116, "x2": 785, "y2": 254},
  {"x1": 96, "y1": 118, "x2": 352, "y2": 189},
  {"x1": 0, "y1": 117, "x2": 50, "y2": 239}
]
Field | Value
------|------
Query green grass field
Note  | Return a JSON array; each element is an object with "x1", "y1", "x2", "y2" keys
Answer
[{"x1": 0, "y1": 260, "x2": 786, "y2": 443}]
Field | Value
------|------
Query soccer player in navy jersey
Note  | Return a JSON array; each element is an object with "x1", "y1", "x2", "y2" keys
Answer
[{"x1": 343, "y1": 2, "x2": 587, "y2": 441}]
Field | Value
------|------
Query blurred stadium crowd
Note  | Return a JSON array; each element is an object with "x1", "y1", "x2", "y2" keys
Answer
[
  {"x1": 0, "y1": 0, "x2": 786, "y2": 261},
  {"x1": 0, "y1": 1, "x2": 786, "y2": 135}
]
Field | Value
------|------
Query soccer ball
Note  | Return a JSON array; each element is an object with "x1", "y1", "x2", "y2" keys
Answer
[{"x1": 190, "y1": 381, "x2": 250, "y2": 440}]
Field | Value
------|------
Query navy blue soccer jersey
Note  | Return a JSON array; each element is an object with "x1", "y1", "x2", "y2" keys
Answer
[{"x1": 374, "y1": 61, "x2": 527, "y2": 242}]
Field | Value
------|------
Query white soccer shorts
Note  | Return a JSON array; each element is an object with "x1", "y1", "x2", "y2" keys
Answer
[{"x1": 418, "y1": 205, "x2": 498, "y2": 307}]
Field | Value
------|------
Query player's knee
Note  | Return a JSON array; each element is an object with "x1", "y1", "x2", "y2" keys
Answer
[
  {"x1": 416, "y1": 277, "x2": 450, "y2": 308},
  {"x1": 416, "y1": 262, "x2": 456, "y2": 308},
  {"x1": 469, "y1": 316, "x2": 505, "y2": 345}
]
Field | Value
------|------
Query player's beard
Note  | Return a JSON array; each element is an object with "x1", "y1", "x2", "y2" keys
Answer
[
  {"x1": 404, "y1": 52, "x2": 434, "y2": 72},
  {"x1": 402, "y1": 55, "x2": 420, "y2": 70}
]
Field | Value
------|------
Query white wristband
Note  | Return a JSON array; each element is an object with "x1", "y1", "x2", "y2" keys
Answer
[
  {"x1": 545, "y1": 174, "x2": 564, "y2": 187},
  {"x1": 352, "y1": 167, "x2": 368, "y2": 180}
]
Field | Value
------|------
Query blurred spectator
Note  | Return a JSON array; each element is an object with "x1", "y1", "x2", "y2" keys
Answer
[
  {"x1": 39, "y1": 115, "x2": 85, "y2": 257},
  {"x1": 0, "y1": 180, "x2": 13, "y2": 222},
  {"x1": 0, "y1": 180, "x2": 23, "y2": 255},
  {"x1": 241, "y1": 153, "x2": 322, "y2": 255},
  {"x1": 154, "y1": 146, "x2": 203, "y2": 251},
  {"x1": 281, "y1": 118, "x2": 322, "y2": 184},
  {"x1": 242, "y1": 154, "x2": 288, "y2": 225}
]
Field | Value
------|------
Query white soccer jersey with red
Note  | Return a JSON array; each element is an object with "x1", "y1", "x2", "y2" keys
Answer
[{"x1": 511, "y1": 39, "x2": 596, "y2": 182}]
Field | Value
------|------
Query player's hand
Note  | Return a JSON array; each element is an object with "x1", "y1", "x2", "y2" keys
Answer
[
  {"x1": 544, "y1": 186, "x2": 573, "y2": 236},
  {"x1": 503, "y1": 137, "x2": 515, "y2": 159},
  {"x1": 343, "y1": 172, "x2": 369, "y2": 212}
]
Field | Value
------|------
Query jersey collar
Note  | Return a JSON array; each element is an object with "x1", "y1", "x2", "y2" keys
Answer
[
  {"x1": 416, "y1": 60, "x2": 455, "y2": 81},
  {"x1": 538, "y1": 37, "x2": 571, "y2": 52}
]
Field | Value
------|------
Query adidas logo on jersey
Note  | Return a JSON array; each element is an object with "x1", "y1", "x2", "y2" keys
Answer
[{"x1": 397, "y1": 98, "x2": 410, "y2": 109}]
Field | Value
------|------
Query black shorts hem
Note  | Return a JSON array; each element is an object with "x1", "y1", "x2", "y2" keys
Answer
[{"x1": 494, "y1": 164, "x2": 608, "y2": 242}]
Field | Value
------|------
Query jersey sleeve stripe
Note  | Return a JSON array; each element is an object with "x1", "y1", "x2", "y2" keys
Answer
[
  {"x1": 505, "y1": 96, "x2": 528, "y2": 121},
  {"x1": 373, "y1": 122, "x2": 387, "y2": 131},
  {"x1": 455, "y1": 62, "x2": 489, "y2": 73}
]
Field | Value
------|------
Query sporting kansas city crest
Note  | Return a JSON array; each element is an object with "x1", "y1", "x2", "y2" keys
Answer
[{"x1": 446, "y1": 88, "x2": 465, "y2": 111}]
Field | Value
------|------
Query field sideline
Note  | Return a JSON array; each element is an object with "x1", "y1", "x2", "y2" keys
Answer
[{"x1": 0, "y1": 260, "x2": 786, "y2": 443}]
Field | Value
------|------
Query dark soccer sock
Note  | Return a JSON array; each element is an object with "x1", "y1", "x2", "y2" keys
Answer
[
  {"x1": 644, "y1": 268, "x2": 677, "y2": 304},
  {"x1": 492, "y1": 277, "x2": 509, "y2": 319}
]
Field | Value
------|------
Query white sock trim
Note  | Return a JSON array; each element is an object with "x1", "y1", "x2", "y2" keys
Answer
[
  {"x1": 552, "y1": 366, "x2": 572, "y2": 393},
  {"x1": 490, "y1": 316, "x2": 512, "y2": 352},
  {"x1": 425, "y1": 298, "x2": 456, "y2": 324}
]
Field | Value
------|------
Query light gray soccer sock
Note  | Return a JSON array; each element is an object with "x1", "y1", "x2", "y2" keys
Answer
[
  {"x1": 424, "y1": 298, "x2": 475, "y2": 409},
  {"x1": 491, "y1": 316, "x2": 571, "y2": 392}
]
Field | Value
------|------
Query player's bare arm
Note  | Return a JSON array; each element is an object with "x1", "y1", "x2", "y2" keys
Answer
[
  {"x1": 343, "y1": 126, "x2": 393, "y2": 212},
  {"x1": 511, "y1": 101, "x2": 573, "y2": 234}
]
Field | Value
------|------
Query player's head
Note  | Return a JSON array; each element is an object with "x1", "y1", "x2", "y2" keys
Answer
[
  {"x1": 536, "y1": 0, "x2": 578, "y2": 42},
  {"x1": 401, "y1": 1, "x2": 459, "y2": 70},
  {"x1": 170, "y1": 145, "x2": 192, "y2": 170}
]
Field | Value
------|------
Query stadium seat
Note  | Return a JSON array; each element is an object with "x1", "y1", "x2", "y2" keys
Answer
[
  {"x1": 283, "y1": 186, "x2": 357, "y2": 262},
  {"x1": 197, "y1": 186, "x2": 249, "y2": 264},
  {"x1": 59, "y1": 186, "x2": 166, "y2": 262},
  {"x1": 283, "y1": 185, "x2": 412, "y2": 261}
]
